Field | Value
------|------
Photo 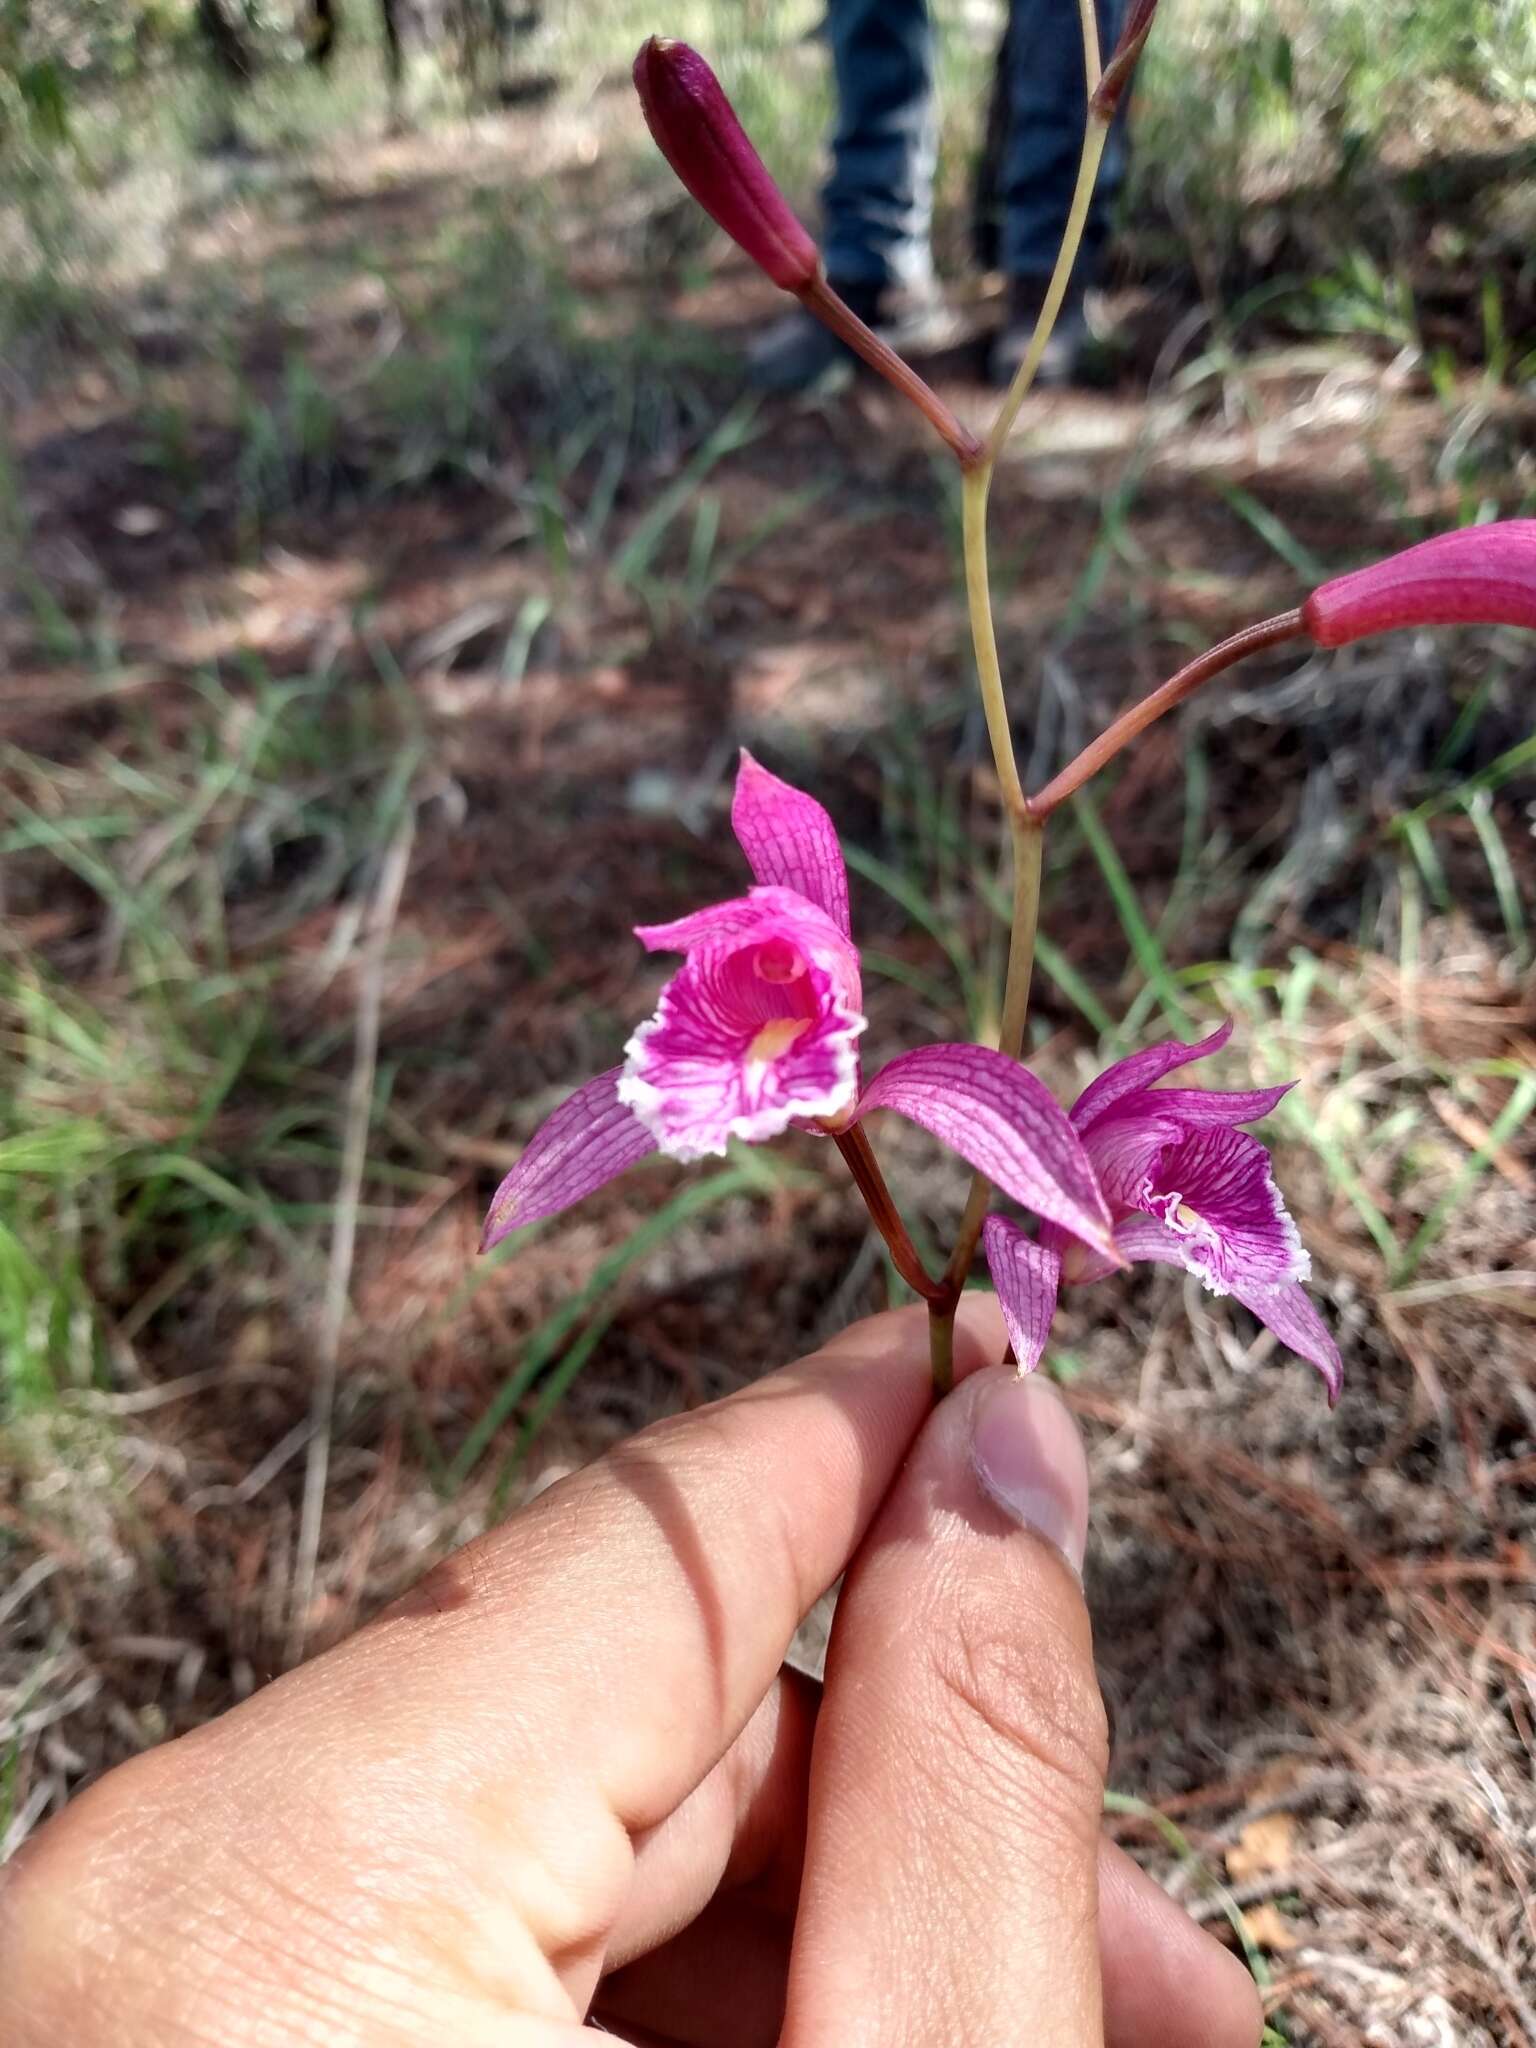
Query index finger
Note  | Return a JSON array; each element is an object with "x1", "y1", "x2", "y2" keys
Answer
[{"x1": 350, "y1": 1298, "x2": 1008, "y2": 1831}]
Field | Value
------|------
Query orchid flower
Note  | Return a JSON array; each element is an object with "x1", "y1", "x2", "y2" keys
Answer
[
  {"x1": 982, "y1": 1021, "x2": 1342, "y2": 1402},
  {"x1": 482, "y1": 754, "x2": 1119, "y2": 1267}
]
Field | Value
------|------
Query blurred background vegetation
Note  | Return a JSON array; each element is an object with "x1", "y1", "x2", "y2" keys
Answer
[{"x1": 2, "y1": 2, "x2": 1535, "y2": 2038}]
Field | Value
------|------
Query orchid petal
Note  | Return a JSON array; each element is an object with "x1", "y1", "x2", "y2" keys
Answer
[
  {"x1": 855, "y1": 1045, "x2": 1118, "y2": 1259},
  {"x1": 1113, "y1": 1219, "x2": 1341, "y2": 1401},
  {"x1": 1080, "y1": 1109, "x2": 1183, "y2": 1213},
  {"x1": 1140, "y1": 1125, "x2": 1309, "y2": 1293},
  {"x1": 1125, "y1": 1081, "x2": 1294, "y2": 1128},
  {"x1": 636, "y1": 886, "x2": 850, "y2": 966},
  {"x1": 1069, "y1": 1019, "x2": 1234, "y2": 1132},
  {"x1": 1227, "y1": 1276, "x2": 1343, "y2": 1406},
  {"x1": 620, "y1": 950, "x2": 862, "y2": 1161},
  {"x1": 480, "y1": 1068, "x2": 657, "y2": 1252},
  {"x1": 982, "y1": 1217, "x2": 1063, "y2": 1374},
  {"x1": 732, "y1": 751, "x2": 851, "y2": 937},
  {"x1": 635, "y1": 884, "x2": 861, "y2": 1020}
]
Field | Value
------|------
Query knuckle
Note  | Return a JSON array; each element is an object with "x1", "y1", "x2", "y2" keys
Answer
[{"x1": 924, "y1": 1584, "x2": 1109, "y2": 1823}]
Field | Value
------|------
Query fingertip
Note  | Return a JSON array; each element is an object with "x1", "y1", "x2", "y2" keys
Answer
[
  {"x1": 968, "y1": 1368, "x2": 1090, "y2": 1576},
  {"x1": 1100, "y1": 1841, "x2": 1265, "y2": 2048}
]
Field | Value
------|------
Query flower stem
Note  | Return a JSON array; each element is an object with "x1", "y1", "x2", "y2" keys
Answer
[
  {"x1": 929, "y1": 18, "x2": 1107, "y2": 1364},
  {"x1": 942, "y1": 815, "x2": 1044, "y2": 1295},
  {"x1": 927, "y1": 1301, "x2": 956, "y2": 1397},
  {"x1": 799, "y1": 275, "x2": 984, "y2": 469},
  {"x1": 1026, "y1": 610, "x2": 1306, "y2": 819},
  {"x1": 834, "y1": 1124, "x2": 946, "y2": 1305},
  {"x1": 960, "y1": 465, "x2": 1027, "y2": 819},
  {"x1": 984, "y1": 0, "x2": 1105, "y2": 467},
  {"x1": 984, "y1": 123, "x2": 1107, "y2": 469}
]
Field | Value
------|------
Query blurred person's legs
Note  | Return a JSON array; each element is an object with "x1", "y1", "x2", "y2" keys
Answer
[
  {"x1": 750, "y1": 0, "x2": 955, "y2": 391},
  {"x1": 750, "y1": 0, "x2": 1130, "y2": 393},
  {"x1": 987, "y1": 0, "x2": 1130, "y2": 387}
]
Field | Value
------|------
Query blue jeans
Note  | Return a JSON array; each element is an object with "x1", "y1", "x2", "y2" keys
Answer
[{"x1": 823, "y1": 0, "x2": 1129, "y2": 289}]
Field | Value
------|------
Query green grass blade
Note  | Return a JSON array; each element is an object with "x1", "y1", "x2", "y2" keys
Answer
[
  {"x1": 1102, "y1": 1790, "x2": 1275, "y2": 1992},
  {"x1": 1464, "y1": 790, "x2": 1528, "y2": 965},
  {"x1": 1031, "y1": 934, "x2": 1124, "y2": 1045},
  {"x1": 1391, "y1": 1073, "x2": 1536, "y2": 1287},
  {"x1": 843, "y1": 842, "x2": 982, "y2": 1029},
  {"x1": 1213, "y1": 479, "x2": 1330, "y2": 582},
  {"x1": 612, "y1": 399, "x2": 760, "y2": 587},
  {"x1": 1070, "y1": 790, "x2": 1195, "y2": 1027},
  {"x1": 448, "y1": 1166, "x2": 758, "y2": 1491}
]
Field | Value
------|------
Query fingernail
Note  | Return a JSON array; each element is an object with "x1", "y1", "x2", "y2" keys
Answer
[{"x1": 970, "y1": 1373, "x2": 1090, "y2": 1577}]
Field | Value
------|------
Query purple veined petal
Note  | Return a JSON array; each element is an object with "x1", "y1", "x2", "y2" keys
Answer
[
  {"x1": 1129, "y1": 1081, "x2": 1294, "y2": 1128},
  {"x1": 1113, "y1": 1219, "x2": 1342, "y2": 1402},
  {"x1": 982, "y1": 1216, "x2": 1063, "y2": 1374},
  {"x1": 855, "y1": 1044, "x2": 1119, "y2": 1260},
  {"x1": 1301, "y1": 519, "x2": 1536, "y2": 648},
  {"x1": 1140, "y1": 1125, "x2": 1309, "y2": 1293},
  {"x1": 636, "y1": 884, "x2": 858, "y2": 993},
  {"x1": 634, "y1": 884, "x2": 863, "y2": 1057},
  {"x1": 619, "y1": 949, "x2": 863, "y2": 1162},
  {"x1": 1069, "y1": 1019, "x2": 1234, "y2": 1133},
  {"x1": 1227, "y1": 1275, "x2": 1343, "y2": 1406},
  {"x1": 481, "y1": 1068, "x2": 657, "y2": 1253},
  {"x1": 731, "y1": 750, "x2": 852, "y2": 938},
  {"x1": 1079, "y1": 1108, "x2": 1183, "y2": 1214}
]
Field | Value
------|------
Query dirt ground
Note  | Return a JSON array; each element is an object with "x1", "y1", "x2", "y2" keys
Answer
[{"x1": 4, "y1": 65, "x2": 1536, "y2": 2044}]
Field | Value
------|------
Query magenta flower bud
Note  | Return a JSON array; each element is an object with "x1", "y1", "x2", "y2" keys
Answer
[
  {"x1": 1302, "y1": 520, "x2": 1536, "y2": 648},
  {"x1": 633, "y1": 37, "x2": 821, "y2": 294}
]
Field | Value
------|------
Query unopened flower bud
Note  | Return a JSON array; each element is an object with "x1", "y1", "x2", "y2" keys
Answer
[
  {"x1": 1301, "y1": 520, "x2": 1536, "y2": 647},
  {"x1": 633, "y1": 37, "x2": 821, "y2": 294},
  {"x1": 1091, "y1": 0, "x2": 1158, "y2": 119}
]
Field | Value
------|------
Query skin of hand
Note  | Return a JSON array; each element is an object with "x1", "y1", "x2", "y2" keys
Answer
[{"x1": 0, "y1": 1301, "x2": 1261, "y2": 2048}]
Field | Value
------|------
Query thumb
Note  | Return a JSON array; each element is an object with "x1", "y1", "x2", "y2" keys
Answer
[{"x1": 782, "y1": 1363, "x2": 1106, "y2": 2047}]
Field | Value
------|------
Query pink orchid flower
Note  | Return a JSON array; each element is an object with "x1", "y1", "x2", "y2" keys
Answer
[
  {"x1": 482, "y1": 754, "x2": 1118, "y2": 1265},
  {"x1": 982, "y1": 1020, "x2": 1342, "y2": 1402}
]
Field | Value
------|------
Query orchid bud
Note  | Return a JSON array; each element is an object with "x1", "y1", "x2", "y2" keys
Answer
[
  {"x1": 1090, "y1": 0, "x2": 1158, "y2": 120},
  {"x1": 1301, "y1": 520, "x2": 1536, "y2": 648},
  {"x1": 633, "y1": 37, "x2": 821, "y2": 295}
]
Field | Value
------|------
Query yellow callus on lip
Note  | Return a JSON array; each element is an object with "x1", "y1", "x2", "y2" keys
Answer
[{"x1": 746, "y1": 1018, "x2": 810, "y2": 1071}]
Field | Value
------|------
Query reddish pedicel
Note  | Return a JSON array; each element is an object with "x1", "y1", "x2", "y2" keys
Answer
[
  {"x1": 1302, "y1": 520, "x2": 1536, "y2": 647},
  {"x1": 633, "y1": 37, "x2": 821, "y2": 294}
]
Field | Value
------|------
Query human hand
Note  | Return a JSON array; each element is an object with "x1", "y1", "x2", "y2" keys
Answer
[{"x1": 0, "y1": 1303, "x2": 1260, "y2": 2047}]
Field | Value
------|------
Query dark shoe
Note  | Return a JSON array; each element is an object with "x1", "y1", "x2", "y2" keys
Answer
[
  {"x1": 748, "y1": 275, "x2": 960, "y2": 394},
  {"x1": 987, "y1": 275, "x2": 1102, "y2": 391}
]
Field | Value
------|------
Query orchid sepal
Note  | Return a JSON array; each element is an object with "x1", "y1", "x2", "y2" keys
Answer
[
  {"x1": 855, "y1": 1044, "x2": 1121, "y2": 1263},
  {"x1": 480, "y1": 1068, "x2": 657, "y2": 1253},
  {"x1": 981, "y1": 1217, "x2": 1063, "y2": 1374}
]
